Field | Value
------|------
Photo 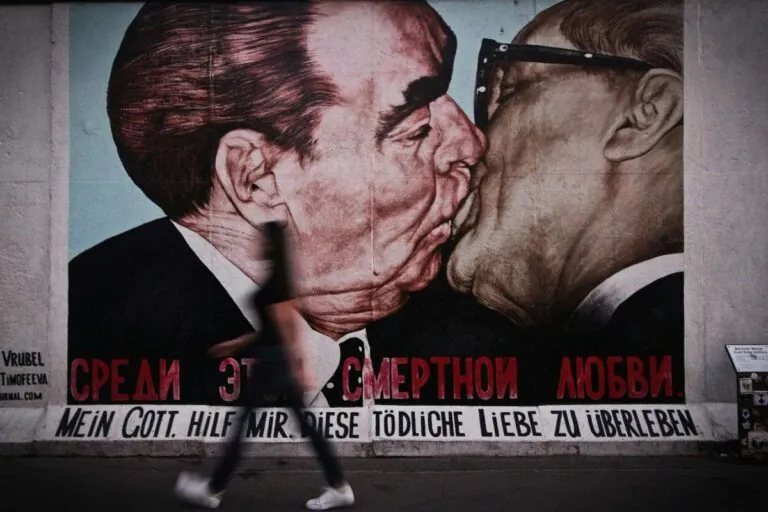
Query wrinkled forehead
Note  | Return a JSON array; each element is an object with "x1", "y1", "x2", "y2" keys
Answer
[
  {"x1": 308, "y1": 2, "x2": 453, "y2": 101},
  {"x1": 518, "y1": 21, "x2": 573, "y2": 49},
  {"x1": 505, "y1": 21, "x2": 578, "y2": 77},
  {"x1": 381, "y1": 3, "x2": 453, "y2": 65}
]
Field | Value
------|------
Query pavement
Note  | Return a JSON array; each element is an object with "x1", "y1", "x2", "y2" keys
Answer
[{"x1": 1, "y1": 454, "x2": 767, "y2": 512}]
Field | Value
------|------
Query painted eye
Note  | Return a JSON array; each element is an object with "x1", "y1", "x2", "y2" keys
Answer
[
  {"x1": 497, "y1": 85, "x2": 516, "y2": 103},
  {"x1": 406, "y1": 124, "x2": 432, "y2": 141}
]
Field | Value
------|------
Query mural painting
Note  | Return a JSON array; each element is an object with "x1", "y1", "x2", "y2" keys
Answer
[{"x1": 58, "y1": 0, "x2": 690, "y2": 443}]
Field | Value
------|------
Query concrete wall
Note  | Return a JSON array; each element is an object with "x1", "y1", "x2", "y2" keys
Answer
[
  {"x1": 684, "y1": 0, "x2": 768, "y2": 406},
  {"x1": 0, "y1": 5, "x2": 69, "y2": 409},
  {"x1": 0, "y1": 0, "x2": 766, "y2": 455}
]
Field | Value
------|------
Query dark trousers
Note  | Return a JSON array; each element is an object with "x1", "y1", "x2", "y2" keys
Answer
[{"x1": 209, "y1": 345, "x2": 345, "y2": 493}]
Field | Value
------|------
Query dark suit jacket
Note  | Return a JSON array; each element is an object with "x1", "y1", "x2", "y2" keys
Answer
[
  {"x1": 336, "y1": 251, "x2": 684, "y2": 406},
  {"x1": 68, "y1": 218, "x2": 255, "y2": 405},
  {"x1": 69, "y1": 218, "x2": 683, "y2": 407},
  {"x1": 68, "y1": 217, "x2": 521, "y2": 407}
]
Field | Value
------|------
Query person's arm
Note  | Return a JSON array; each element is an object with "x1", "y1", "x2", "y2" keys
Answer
[
  {"x1": 263, "y1": 221, "x2": 315, "y2": 390},
  {"x1": 269, "y1": 299, "x2": 315, "y2": 391},
  {"x1": 207, "y1": 331, "x2": 259, "y2": 359}
]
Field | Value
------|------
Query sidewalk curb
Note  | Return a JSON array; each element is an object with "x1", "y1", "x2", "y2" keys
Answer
[{"x1": 0, "y1": 439, "x2": 728, "y2": 457}]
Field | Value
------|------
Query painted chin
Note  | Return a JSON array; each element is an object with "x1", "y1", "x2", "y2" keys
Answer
[
  {"x1": 381, "y1": 220, "x2": 453, "y2": 293},
  {"x1": 400, "y1": 220, "x2": 451, "y2": 291},
  {"x1": 406, "y1": 250, "x2": 442, "y2": 291}
]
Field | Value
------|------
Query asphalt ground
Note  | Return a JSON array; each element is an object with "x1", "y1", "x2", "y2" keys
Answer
[{"x1": 1, "y1": 455, "x2": 767, "y2": 512}]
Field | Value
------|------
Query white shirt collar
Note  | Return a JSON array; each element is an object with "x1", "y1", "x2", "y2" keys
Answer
[
  {"x1": 300, "y1": 326, "x2": 371, "y2": 407},
  {"x1": 171, "y1": 220, "x2": 371, "y2": 407},
  {"x1": 567, "y1": 252, "x2": 683, "y2": 331},
  {"x1": 171, "y1": 220, "x2": 265, "y2": 330}
]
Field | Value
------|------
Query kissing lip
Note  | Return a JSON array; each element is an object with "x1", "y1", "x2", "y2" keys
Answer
[
  {"x1": 398, "y1": 217, "x2": 451, "y2": 258},
  {"x1": 451, "y1": 187, "x2": 479, "y2": 239},
  {"x1": 426, "y1": 218, "x2": 453, "y2": 244}
]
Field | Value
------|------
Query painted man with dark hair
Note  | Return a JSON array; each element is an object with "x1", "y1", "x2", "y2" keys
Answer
[
  {"x1": 68, "y1": 1, "x2": 485, "y2": 408},
  {"x1": 449, "y1": 0, "x2": 684, "y2": 350}
]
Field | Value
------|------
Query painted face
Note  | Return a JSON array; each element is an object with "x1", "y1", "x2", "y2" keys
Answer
[
  {"x1": 275, "y1": 2, "x2": 485, "y2": 326},
  {"x1": 447, "y1": 25, "x2": 630, "y2": 326}
]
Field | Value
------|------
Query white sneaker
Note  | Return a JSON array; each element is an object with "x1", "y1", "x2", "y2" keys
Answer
[
  {"x1": 174, "y1": 471, "x2": 223, "y2": 509},
  {"x1": 305, "y1": 484, "x2": 355, "y2": 510}
]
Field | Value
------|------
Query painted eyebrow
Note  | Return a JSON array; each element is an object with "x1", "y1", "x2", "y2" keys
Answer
[{"x1": 374, "y1": 74, "x2": 450, "y2": 147}]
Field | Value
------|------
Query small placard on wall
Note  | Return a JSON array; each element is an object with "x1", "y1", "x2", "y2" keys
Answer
[{"x1": 726, "y1": 345, "x2": 768, "y2": 374}]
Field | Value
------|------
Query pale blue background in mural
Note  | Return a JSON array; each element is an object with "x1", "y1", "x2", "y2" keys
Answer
[{"x1": 69, "y1": 0, "x2": 561, "y2": 259}]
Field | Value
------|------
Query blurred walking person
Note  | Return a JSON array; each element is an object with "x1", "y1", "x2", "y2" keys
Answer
[{"x1": 174, "y1": 221, "x2": 355, "y2": 510}]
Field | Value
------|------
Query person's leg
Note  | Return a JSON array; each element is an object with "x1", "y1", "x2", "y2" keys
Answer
[
  {"x1": 175, "y1": 362, "x2": 265, "y2": 509},
  {"x1": 208, "y1": 400, "x2": 258, "y2": 492},
  {"x1": 286, "y1": 384, "x2": 345, "y2": 487},
  {"x1": 209, "y1": 356, "x2": 277, "y2": 492},
  {"x1": 174, "y1": 402, "x2": 256, "y2": 509},
  {"x1": 284, "y1": 381, "x2": 354, "y2": 510}
]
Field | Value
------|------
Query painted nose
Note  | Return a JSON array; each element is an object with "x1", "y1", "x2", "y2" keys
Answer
[
  {"x1": 432, "y1": 96, "x2": 488, "y2": 219},
  {"x1": 433, "y1": 95, "x2": 488, "y2": 174}
]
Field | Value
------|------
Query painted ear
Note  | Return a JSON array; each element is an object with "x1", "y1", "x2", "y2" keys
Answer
[
  {"x1": 604, "y1": 69, "x2": 683, "y2": 162},
  {"x1": 214, "y1": 129, "x2": 287, "y2": 222}
]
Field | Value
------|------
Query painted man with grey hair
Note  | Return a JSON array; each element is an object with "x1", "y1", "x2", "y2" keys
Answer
[{"x1": 447, "y1": 0, "x2": 684, "y2": 369}]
